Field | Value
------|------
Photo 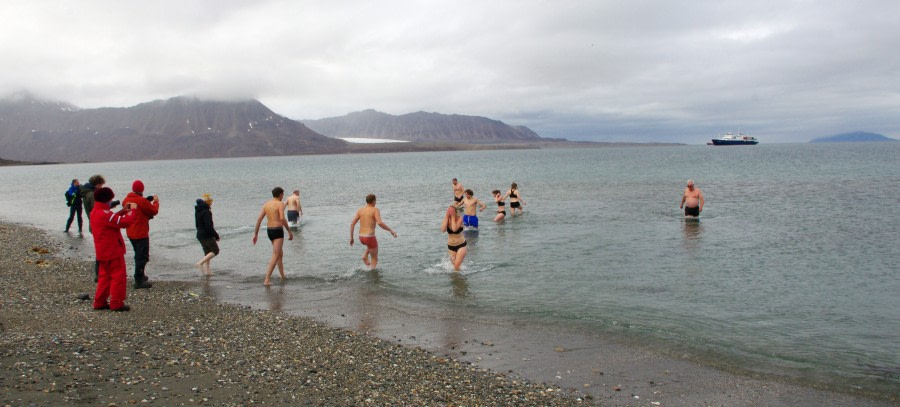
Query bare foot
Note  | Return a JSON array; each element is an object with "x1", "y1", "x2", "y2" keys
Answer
[
  {"x1": 195, "y1": 262, "x2": 204, "y2": 273},
  {"x1": 362, "y1": 255, "x2": 370, "y2": 266},
  {"x1": 263, "y1": 279, "x2": 271, "y2": 286}
]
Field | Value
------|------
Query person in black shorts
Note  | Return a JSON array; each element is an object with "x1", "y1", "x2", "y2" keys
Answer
[
  {"x1": 195, "y1": 194, "x2": 219, "y2": 276},
  {"x1": 252, "y1": 187, "x2": 293, "y2": 285}
]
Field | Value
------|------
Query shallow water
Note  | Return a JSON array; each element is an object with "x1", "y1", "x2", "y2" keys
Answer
[{"x1": 1, "y1": 143, "x2": 898, "y2": 395}]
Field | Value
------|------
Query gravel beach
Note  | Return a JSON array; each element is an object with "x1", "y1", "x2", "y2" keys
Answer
[{"x1": 0, "y1": 222, "x2": 588, "y2": 406}]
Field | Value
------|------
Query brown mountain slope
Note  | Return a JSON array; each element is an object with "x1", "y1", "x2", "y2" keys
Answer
[{"x1": 0, "y1": 94, "x2": 347, "y2": 163}]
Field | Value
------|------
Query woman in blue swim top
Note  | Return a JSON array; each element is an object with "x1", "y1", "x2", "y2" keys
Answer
[
  {"x1": 503, "y1": 182, "x2": 526, "y2": 215},
  {"x1": 442, "y1": 205, "x2": 467, "y2": 271}
]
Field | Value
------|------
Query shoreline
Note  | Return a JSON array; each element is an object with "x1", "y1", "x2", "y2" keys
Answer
[
  {"x1": 0, "y1": 222, "x2": 586, "y2": 405},
  {"x1": 2, "y1": 221, "x2": 897, "y2": 406}
]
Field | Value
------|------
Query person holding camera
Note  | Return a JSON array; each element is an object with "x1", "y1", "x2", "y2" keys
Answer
[
  {"x1": 91, "y1": 187, "x2": 139, "y2": 311},
  {"x1": 122, "y1": 180, "x2": 159, "y2": 289}
]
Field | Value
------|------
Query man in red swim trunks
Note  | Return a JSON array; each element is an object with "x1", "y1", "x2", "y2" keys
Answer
[{"x1": 349, "y1": 194, "x2": 397, "y2": 270}]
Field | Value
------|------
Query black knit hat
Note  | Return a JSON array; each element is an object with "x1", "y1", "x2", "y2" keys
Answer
[{"x1": 94, "y1": 187, "x2": 114, "y2": 203}]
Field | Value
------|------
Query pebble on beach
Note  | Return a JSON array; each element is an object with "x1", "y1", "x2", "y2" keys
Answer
[{"x1": 0, "y1": 223, "x2": 589, "y2": 405}]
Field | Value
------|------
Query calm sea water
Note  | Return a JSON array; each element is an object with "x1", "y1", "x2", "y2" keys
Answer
[{"x1": 1, "y1": 143, "x2": 897, "y2": 394}]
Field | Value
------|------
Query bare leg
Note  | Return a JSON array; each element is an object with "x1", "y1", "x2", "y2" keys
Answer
[
  {"x1": 263, "y1": 238, "x2": 284, "y2": 285},
  {"x1": 452, "y1": 247, "x2": 467, "y2": 271},
  {"x1": 362, "y1": 248, "x2": 371, "y2": 266},
  {"x1": 494, "y1": 212, "x2": 505, "y2": 222},
  {"x1": 369, "y1": 247, "x2": 379, "y2": 270},
  {"x1": 196, "y1": 252, "x2": 215, "y2": 275},
  {"x1": 274, "y1": 238, "x2": 286, "y2": 280}
]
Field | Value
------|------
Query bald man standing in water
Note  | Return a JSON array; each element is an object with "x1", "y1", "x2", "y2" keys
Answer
[
  {"x1": 350, "y1": 194, "x2": 397, "y2": 270},
  {"x1": 679, "y1": 179, "x2": 704, "y2": 217},
  {"x1": 252, "y1": 187, "x2": 293, "y2": 285}
]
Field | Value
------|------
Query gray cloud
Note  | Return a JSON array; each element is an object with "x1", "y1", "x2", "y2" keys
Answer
[{"x1": 2, "y1": 0, "x2": 898, "y2": 143}]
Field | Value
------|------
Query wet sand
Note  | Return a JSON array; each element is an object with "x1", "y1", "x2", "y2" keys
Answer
[{"x1": 2, "y1": 221, "x2": 896, "y2": 406}]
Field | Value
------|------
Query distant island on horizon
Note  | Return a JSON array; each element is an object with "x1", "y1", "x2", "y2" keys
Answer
[{"x1": 809, "y1": 131, "x2": 897, "y2": 143}]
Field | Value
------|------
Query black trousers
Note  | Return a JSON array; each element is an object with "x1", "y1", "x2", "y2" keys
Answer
[
  {"x1": 65, "y1": 204, "x2": 83, "y2": 232},
  {"x1": 129, "y1": 237, "x2": 150, "y2": 281}
]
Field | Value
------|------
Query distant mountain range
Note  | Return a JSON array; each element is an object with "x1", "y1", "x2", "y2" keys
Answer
[
  {"x1": 810, "y1": 131, "x2": 897, "y2": 143},
  {"x1": 303, "y1": 109, "x2": 547, "y2": 143},
  {"x1": 0, "y1": 93, "x2": 346, "y2": 163},
  {"x1": 0, "y1": 93, "x2": 555, "y2": 163}
]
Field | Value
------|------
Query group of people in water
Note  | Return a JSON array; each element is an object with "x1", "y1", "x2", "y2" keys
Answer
[
  {"x1": 64, "y1": 173, "x2": 702, "y2": 308},
  {"x1": 441, "y1": 179, "x2": 526, "y2": 270}
]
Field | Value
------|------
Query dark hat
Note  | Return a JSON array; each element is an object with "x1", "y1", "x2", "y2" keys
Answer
[
  {"x1": 132, "y1": 180, "x2": 145, "y2": 193},
  {"x1": 94, "y1": 187, "x2": 114, "y2": 203},
  {"x1": 196, "y1": 199, "x2": 206, "y2": 206}
]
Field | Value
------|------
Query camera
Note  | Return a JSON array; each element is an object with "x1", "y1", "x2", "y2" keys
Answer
[
  {"x1": 110, "y1": 200, "x2": 121, "y2": 208},
  {"x1": 147, "y1": 195, "x2": 154, "y2": 202}
]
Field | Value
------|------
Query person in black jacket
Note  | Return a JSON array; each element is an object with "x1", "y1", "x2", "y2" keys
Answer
[{"x1": 195, "y1": 194, "x2": 220, "y2": 275}]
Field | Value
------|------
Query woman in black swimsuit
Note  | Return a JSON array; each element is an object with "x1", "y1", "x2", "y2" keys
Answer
[
  {"x1": 503, "y1": 182, "x2": 526, "y2": 215},
  {"x1": 492, "y1": 189, "x2": 506, "y2": 222},
  {"x1": 441, "y1": 205, "x2": 467, "y2": 271}
]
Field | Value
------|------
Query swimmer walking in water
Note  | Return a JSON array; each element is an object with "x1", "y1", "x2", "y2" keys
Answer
[
  {"x1": 286, "y1": 189, "x2": 303, "y2": 227},
  {"x1": 451, "y1": 178, "x2": 465, "y2": 205},
  {"x1": 492, "y1": 190, "x2": 506, "y2": 222},
  {"x1": 456, "y1": 189, "x2": 486, "y2": 229},
  {"x1": 442, "y1": 206, "x2": 467, "y2": 271},
  {"x1": 679, "y1": 179, "x2": 704, "y2": 218},
  {"x1": 252, "y1": 187, "x2": 293, "y2": 286},
  {"x1": 350, "y1": 194, "x2": 397, "y2": 270},
  {"x1": 502, "y1": 182, "x2": 526, "y2": 215}
]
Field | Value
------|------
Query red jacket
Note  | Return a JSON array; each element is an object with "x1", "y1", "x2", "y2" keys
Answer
[
  {"x1": 90, "y1": 202, "x2": 138, "y2": 261},
  {"x1": 122, "y1": 192, "x2": 159, "y2": 239}
]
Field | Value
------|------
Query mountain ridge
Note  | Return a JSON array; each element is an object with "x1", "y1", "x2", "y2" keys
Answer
[
  {"x1": 303, "y1": 109, "x2": 548, "y2": 143},
  {"x1": 0, "y1": 94, "x2": 346, "y2": 162}
]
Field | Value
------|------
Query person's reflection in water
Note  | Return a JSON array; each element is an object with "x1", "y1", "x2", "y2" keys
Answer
[
  {"x1": 682, "y1": 219, "x2": 703, "y2": 253},
  {"x1": 357, "y1": 270, "x2": 381, "y2": 333},
  {"x1": 450, "y1": 273, "x2": 469, "y2": 298},
  {"x1": 264, "y1": 283, "x2": 285, "y2": 311},
  {"x1": 442, "y1": 273, "x2": 470, "y2": 352}
]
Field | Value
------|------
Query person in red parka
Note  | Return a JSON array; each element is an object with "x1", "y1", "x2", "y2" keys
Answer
[
  {"x1": 91, "y1": 187, "x2": 139, "y2": 312},
  {"x1": 122, "y1": 180, "x2": 159, "y2": 289}
]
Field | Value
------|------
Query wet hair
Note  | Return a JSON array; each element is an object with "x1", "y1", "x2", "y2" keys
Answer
[
  {"x1": 272, "y1": 187, "x2": 284, "y2": 198},
  {"x1": 366, "y1": 194, "x2": 376, "y2": 204},
  {"x1": 293, "y1": 190, "x2": 299, "y2": 195},
  {"x1": 89, "y1": 174, "x2": 105, "y2": 186},
  {"x1": 492, "y1": 190, "x2": 501, "y2": 195},
  {"x1": 446, "y1": 206, "x2": 457, "y2": 217},
  {"x1": 465, "y1": 189, "x2": 473, "y2": 196},
  {"x1": 452, "y1": 178, "x2": 458, "y2": 182},
  {"x1": 510, "y1": 182, "x2": 518, "y2": 190}
]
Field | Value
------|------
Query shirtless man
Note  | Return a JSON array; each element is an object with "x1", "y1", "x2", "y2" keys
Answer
[
  {"x1": 679, "y1": 179, "x2": 704, "y2": 217},
  {"x1": 451, "y1": 178, "x2": 465, "y2": 205},
  {"x1": 286, "y1": 189, "x2": 303, "y2": 227},
  {"x1": 349, "y1": 194, "x2": 397, "y2": 270},
  {"x1": 252, "y1": 187, "x2": 294, "y2": 285},
  {"x1": 456, "y1": 189, "x2": 487, "y2": 229}
]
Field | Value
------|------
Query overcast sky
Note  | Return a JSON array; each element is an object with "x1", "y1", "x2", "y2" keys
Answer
[{"x1": 2, "y1": 1, "x2": 898, "y2": 143}]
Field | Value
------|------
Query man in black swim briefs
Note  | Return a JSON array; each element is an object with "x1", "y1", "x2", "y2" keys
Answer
[
  {"x1": 451, "y1": 178, "x2": 465, "y2": 204},
  {"x1": 252, "y1": 187, "x2": 293, "y2": 286},
  {"x1": 679, "y1": 179, "x2": 704, "y2": 217}
]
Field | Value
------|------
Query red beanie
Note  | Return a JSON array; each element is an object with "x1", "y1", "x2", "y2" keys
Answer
[
  {"x1": 132, "y1": 180, "x2": 145, "y2": 193},
  {"x1": 94, "y1": 187, "x2": 114, "y2": 203}
]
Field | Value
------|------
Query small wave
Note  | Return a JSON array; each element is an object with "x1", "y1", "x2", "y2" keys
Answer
[{"x1": 422, "y1": 258, "x2": 491, "y2": 276}]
